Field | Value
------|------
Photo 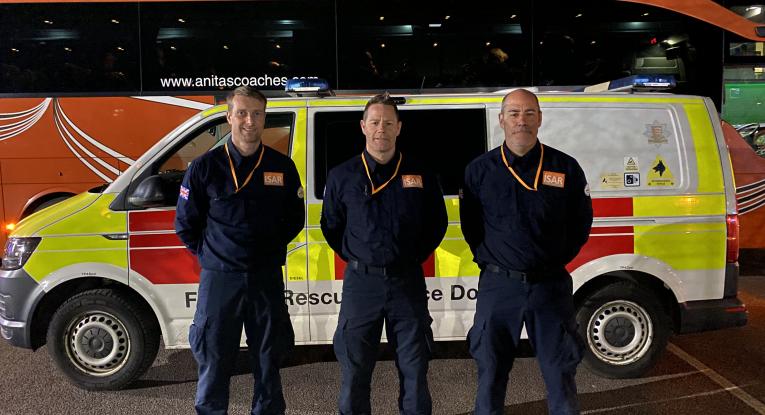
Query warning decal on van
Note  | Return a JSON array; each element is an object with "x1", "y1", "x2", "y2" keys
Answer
[
  {"x1": 647, "y1": 155, "x2": 674, "y2": 186},
  {"x1": 624, "y1": 173, "x2": 640, "y2": 187},
  {"x1": 600, "y1": 173, "x2": 623, "y2": 189},
  {"x1": 624, "y1": 156, "x2": 639, "y2": 172}
]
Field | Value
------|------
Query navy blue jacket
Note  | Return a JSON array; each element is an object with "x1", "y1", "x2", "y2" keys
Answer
[
  {"x1": 175, "y1": 139, "x2": 305, "y2": 271},
  {"x1": 320, "y1": 150, "x2": 448, "y2": 267},
  {"x1": 460, "y1": 141, "x2": 592, "y2": 272}
]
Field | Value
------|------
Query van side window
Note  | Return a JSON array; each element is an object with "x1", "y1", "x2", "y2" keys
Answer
[
  {"x1": 143, "y1": 112, "x2": 294, "y2": 207},
  {"x1": 158, "y1": 112, "x2": 294, "y2": 175},
  {"x1": 534, "y1": 107, "x2": 685, "y2": 191},
  {"x1": 158, "y1": 122, "x2": 230, "y2": 174},
  {"x1": 313, "y1": 108, "x2": 486, "y2": 198}
]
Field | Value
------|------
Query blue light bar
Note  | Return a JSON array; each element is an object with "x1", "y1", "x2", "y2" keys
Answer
[
  {"x1": 285, "y1": 77, "x2": 330, "y2": 94},
  {"x1": 583, "y1": 74, "x2": 676, "y2": 92}
]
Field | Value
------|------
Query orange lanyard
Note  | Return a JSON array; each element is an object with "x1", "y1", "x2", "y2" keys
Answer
[
  {"x1": 361, "y1": 152, "x2": 402, "y2": 195},
  {"x1": 500, "y1": 143, "x2": 544, "y2": 191},
  {"x1": 224, "y1": 142, "x2": 264, "y2": 193}
]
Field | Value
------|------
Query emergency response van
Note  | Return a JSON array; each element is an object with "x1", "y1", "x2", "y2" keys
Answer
[{"x1": 0, "y1": 81, "x2": 748, "y2": 390}]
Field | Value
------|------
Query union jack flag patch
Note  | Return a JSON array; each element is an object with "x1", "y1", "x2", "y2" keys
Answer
[{"x1": 179, "y1": 185, "x2": 190, "y2": 200}]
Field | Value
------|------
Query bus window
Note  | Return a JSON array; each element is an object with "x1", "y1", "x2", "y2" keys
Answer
[
  {"x1": 139, "y1": 1, "x2": 335, "y2": 92},
  {"x1": 0, "y1": 2, "x2": 140, "y2": 93},
  {"x1": 336, "y1": 1, "x2": 532, "y2": 89}
]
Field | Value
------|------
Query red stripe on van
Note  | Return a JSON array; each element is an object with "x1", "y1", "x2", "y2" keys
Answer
[
  {"x1": 128, "y1": 210, "x2": 175, "y2": 232},
  {"x1": 128, "y1": 210, "x2": 200, "y2": 284},
  {"x1": 129, "y1": 233, "x2": 183, "y2": 248},
  {"x1": 567, "y1": 229, "x2": 634, "y2": 272},
  {"x1": 592, "y1": 198, "x2": 633, "y2": 217},
  {"x1": 422, "y1": 253, "x2": 435, "y2": 278},
  {"x1": 589, "y1": 226, "x2": 633, "y2": 235},
  {"x1": 334, "y1": 255, "x2": 347, "y2": 280},
  {"x1": 130, "y1": 248, "x2": 200, "y2": 284}
]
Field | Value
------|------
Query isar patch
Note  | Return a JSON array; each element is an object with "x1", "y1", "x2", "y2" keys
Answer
[
  {"x1": 264, "y1": 172, "x2": 284, "y2": 186},
  {"x1": 542, "y1": 171, "x2": 565, "y2": 188},
  {"x1": 402, "y1": 175, "x2": 423, "y2": 188}
]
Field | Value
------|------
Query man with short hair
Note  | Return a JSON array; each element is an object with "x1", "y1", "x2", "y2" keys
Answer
[
  {"x1": 460, "y1": 89, "x2": 593, "y2": 414},
  {"x1": 321, "y1": 93, "x2": 448, "y2": 415},
  {"x1": 176, "y1": 86, "x2": 305, "y2": 415}
]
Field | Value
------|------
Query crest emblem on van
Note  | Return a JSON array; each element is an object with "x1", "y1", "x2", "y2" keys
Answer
[{"x1": 644, "y1": 121, "x2": 669, "y2": 145}]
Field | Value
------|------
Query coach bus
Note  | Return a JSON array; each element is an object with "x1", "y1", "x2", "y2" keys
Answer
[{"x1": 1, "y1": 0, "x2": 765, "y2": 250}]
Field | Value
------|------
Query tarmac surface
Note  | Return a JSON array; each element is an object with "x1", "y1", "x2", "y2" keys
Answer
[{"x1": 1, "y1": 263, "x2": 764, "y2": 414}]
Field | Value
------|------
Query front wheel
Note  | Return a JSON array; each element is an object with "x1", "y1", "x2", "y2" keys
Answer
[
  {"x1": 576, "y1": 281, "x2": 671, "y2": 378},
  {"x1": 46, "y1": 288, "x2": 160, "y2": 391}
]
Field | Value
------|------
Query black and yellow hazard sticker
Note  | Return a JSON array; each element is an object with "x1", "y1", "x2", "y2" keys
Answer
[{"x1": 647, "y1": 155, "x2": 674, "y2": 186}]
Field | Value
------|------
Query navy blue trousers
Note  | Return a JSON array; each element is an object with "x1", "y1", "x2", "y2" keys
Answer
[
  {"x1": 190, "y1": 267, "x2": 294, "y2": 415},
  {"x1": 469, "y1": 268, "x2": 584, "y2": 415},
  {"x1": 334, "y1": 266, "x2": 434, "y2": 415}
]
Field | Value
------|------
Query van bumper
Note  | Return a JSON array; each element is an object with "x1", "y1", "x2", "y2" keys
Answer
[
  {"x1": 0, "y1": 268, "x2": 39, "y2": 349},
  {"x1": 677, "y1": 297, "x2": 748, "y2": 334},
  {"x1": 678, "y1": 261, "x2": 748, "y2": 334}
]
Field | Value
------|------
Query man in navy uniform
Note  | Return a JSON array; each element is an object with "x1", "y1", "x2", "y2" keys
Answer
[
  {"x1": 175, "y1": 86, "x2": 304, "y2": 415},
  {"x1": 320, "y1": 93, "x2": 448, "y2": 415},
  {"x1": 460, "y1": 89, "x2": 593, "y2": 415}
]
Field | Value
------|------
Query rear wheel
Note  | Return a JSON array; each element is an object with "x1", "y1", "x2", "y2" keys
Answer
[
  {"x1": 46, "y1": 288, "x2": 160, "y2": 390},
  {"x1": 576, "y1": 281, "x2": 671, "y2": 378}
]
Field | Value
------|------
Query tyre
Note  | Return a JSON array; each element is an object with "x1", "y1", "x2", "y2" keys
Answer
[
  {"x1": 576, "y1": 281, "x2": 671, "y2": 378},
  {"x1": 46, "y1": 288, "x2": 160, "y2": 391}
]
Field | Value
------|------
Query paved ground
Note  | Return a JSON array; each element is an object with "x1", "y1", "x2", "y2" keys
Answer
[{"x1": 1, "y1": 275, "x2": 764, "y2": 414}]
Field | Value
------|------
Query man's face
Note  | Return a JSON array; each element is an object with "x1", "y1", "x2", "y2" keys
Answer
[
  {"x1": 360, "y1": 103, "x2": 401, "y2": 155},
  {"x1": 226, "y1": 94, "x2": 266, "y2": 145},
  {"x1": 499, "y1": 91, "x2": 542, "y2": 149}
]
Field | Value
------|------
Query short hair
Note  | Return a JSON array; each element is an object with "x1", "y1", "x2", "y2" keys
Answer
[
  {"x1": 501, "y1": 89, "x2": 540, "y2": 112},
  {"x1": 363, "y1": 92, "x2": 399, "y2": 120},
  {"x1": 226, "y1": 86, "x2": 267, "y2": 110}
]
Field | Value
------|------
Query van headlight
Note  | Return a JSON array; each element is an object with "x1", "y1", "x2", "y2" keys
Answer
[{"x1": 1, "y1": 237, "x2": 41, "y2": 271}]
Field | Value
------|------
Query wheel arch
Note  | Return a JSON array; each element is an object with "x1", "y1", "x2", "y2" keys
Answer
[
  {"x1": 30, "y1": 277, "x2": 161, "y2": 350},
  {"x1": 21, "y1": 191, "x2": 77, "y2": 219},
  {"x1": 573, "y1": 270, "x2": 681, "y2": 333}
]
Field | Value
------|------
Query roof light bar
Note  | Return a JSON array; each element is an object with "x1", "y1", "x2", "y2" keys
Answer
[
  {"x1": 583, "y1": 75, "x2": 676, "y2": 92},
  {"x1": 285, "y1": 77, "x2": 332, "y2": 96}
]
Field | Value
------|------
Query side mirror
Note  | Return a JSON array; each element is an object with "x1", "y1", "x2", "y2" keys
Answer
[{"x1": 128, "y1": 174, "x2": 179, "y2": 208}]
